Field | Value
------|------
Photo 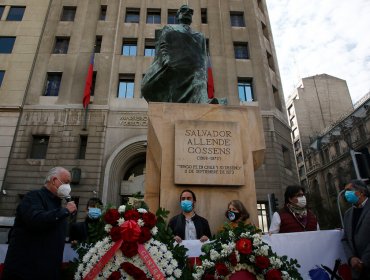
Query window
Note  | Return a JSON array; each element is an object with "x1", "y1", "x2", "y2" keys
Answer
[
  {"x1": 238, "y1": 79, "x2": 254, "y2": 102},
  {"x1": 146, "y1": 10, "x2": 161, "y2": 24},
  {"x1": 7, "y1": 6, "x2": 25, "y2": 21},
  {"x1": 78, "y1": 135, "x2": 88, "y2": 159},
  {"x1": 0, "y1": 70, "x2": 4, "y2": 87},
  {"x1": 334, "y1": 141, "x2": 340, "y2": 156},
  {"x1": 234, "y1": 43, "x2": 249, "y2": 59},
  {"x1": 273, "y1": 86, "x2": 282, "y2": 111},
  {"x1": 288, "y1": 105, "x2": 294, "y2": 116},
  {"x1": 201, "y1": 8, "x2": 207, "y2": 24},
  {"x1": 99, "y1": 5, "x2": 107, "y2": 20},
  {"x1": 61, "y1": 6, "x2": 76, "y2": 21},
  {"x1": 30, "y1": 136, "x2": 49, "y2": 159},
  {"x1": 282, "y1": 145, "x2": 292, "y2": 169},
  {"x1": 261, "y1": 22, "x2": 269, "y2": 39},
  {"x1": 122, "y1": 40, "x2": 137, "y2": 56},
  {"x1": 125, "y1": 9, "x2": 140, "y2": 23},
  {"x1": 257, "y1": 202, "x2": 269, "y2": 233},
  {"x1": 296, "y1": 153, "x2": 303, "y2": 164},
  {"x1": 294, "y1": 139, "x2": 300, "y2": 151},
  {"x1": 144, "y1": 40, "x2": 155, "y2": 56},
  {"x1": 230, "y1": 12, "x2": 245, "y2": 27},
  {"x1": 267, "y1": 51, "x2": 275, "y2": 71},
  {"x1": 167, "y1": 10, "x2": 177, "y2": 24},
  {"x1": 53, "y1": 37, "x2": 69, "y2": 54},
  {"x1": 118, "y1": 76, "x2": 135, "y2": 98},
  {"x1": 292, "y1": 128, "x2": 298, "y2": 139},
  {"x1": 44, "y1": 73, "x2": 62, "y2": 96},
  {"x1": 95, "y1": 36, "x2": 102, "y2": 53},
  {"x1": 0, "y1": 37, "x2": 16, "y2": 53},
  {"x1": 0, "y1": 6, "x2": 4, "y2": 18},
  {"x1": 91, "y1": 72, "x2": 97, "y2": 96},
  {"x1": 298, "y1": 166, "x2": 305, "y2": 177}
]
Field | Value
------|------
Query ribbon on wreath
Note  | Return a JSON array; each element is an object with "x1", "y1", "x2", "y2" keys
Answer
[{"x1": 83, "y1": 220, "x2": 165, "y2": 280}]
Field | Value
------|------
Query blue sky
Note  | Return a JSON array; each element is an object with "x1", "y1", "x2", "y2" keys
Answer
[{"x1": 266, "y1": 0, "x2": 370, "y2": 103}]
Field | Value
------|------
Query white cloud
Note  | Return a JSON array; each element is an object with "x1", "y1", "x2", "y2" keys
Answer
[{"x1": 266, "y1": 0, "x2": 370, "y2": 103}]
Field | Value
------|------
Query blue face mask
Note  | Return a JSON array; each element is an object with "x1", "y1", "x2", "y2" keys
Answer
[
  {"x1": 181, "y1": 200, "x2": 193, "y2": 212},
  {"x1": 344, "y1": 190, "x2": 359, "y2": 204},
  {"x1": 88, "y1": 207, "x2": 102, "y2": 219}
]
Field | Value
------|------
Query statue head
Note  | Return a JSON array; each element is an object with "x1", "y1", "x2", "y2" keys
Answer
[{"x1": 176, "y1": 5, "x2": 193, "y2": 25}]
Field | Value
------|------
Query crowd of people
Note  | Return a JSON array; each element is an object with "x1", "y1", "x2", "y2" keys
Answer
[{"x1": 1, "y1": 166, "x2": 369, "y2": 279}]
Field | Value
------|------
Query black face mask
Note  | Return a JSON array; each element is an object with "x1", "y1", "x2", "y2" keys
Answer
[{"x1": 226, "y1": 210, "x2": 241, "y2": 221}]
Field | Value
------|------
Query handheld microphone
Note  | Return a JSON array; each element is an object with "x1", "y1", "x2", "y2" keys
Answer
[{"x1": 64, "y1": 195, "x2": 72, "y2": 203}]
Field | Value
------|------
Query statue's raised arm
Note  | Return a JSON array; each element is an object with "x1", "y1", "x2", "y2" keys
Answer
[{"x1": 141, "y1": 5, "x2": 225, "y2": 104}]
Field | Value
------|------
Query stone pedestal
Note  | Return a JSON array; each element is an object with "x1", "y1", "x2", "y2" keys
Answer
[{"x1": 144, "y1": 103, "x2": 265, "y2": 233}]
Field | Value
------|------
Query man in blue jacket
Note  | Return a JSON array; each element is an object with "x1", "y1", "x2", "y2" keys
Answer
[{"x1": 3, "y1": 167, "x2": 77, "y2": 280}]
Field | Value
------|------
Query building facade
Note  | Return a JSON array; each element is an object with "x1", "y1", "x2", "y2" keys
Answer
[
  {"x1": 0, "y1": 0, "x2": 297, "y2": 227},
  {"x1": 304, "y1": 93, "x2": 370, "y2": 228},
  {"x1": 286, "y1": 74, "x2": 353, "y2": 188}
]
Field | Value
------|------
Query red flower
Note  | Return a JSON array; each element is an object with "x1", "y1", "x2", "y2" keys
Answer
[
  {"x1": 142, "y1": 212, "x2": 157, "y2": 228},
  {"x1": 120, "y1": 241, "x2": 138, "y2": 257},
  {"x1": 124, "y1": 209, "x2": 141, "y2": 221},
  {"x1": 122, "y1": 220, "x2": 141, "y2": 242},
  {"x1": 229, "y1": 251, "x2": 238, "y2": 266},
  {"x1": 188, "y1": 257, "x2": 202, "y2": 271},
  {"x1": 104, "y1": 209, "x2": 120, "y2": 225},
  {"x1": 109, "y1": 226, "x2": 123, "y2": 242},
  {"x1": 255, "y1": 255, "x2": 270, "y2": 270},
  {"x1": 215, "y1": 262, "x2": 229, "y2": 276},
  {"x1": 203, "y1": 274, "x2": 215, "y2": 280},
  {"x1": 138, "y1": 226, "x2": 152, "y2": 244},
  {"x1": 236, "y1": 238, "x2": 252, "y2": 254},
  {"x1": 121, "y1": 262, "x2": 150, "y2": 280},
  {"x1": 266, "y1": 269, "x2": 282, "y2": 280},
  {"x1": 107, "y1": 271, "x2": 121, "y2": 280}
]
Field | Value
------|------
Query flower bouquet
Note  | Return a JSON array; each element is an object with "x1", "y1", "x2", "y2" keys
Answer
[
  {"x1": 74, "y1": 205, "x2": 189, "y2": 280},
  {"x1": 192, "y1": 223, "x2": 303, "y2": 280}
]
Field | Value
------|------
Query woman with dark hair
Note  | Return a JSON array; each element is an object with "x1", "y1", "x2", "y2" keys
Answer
[
  {"x1": 69, "y1": 197, "x2": 103, "y2": 243},
  {"x1": 269, "y1": 185, "x2": 319, "y2": 233},
  {"x1": 225, "y1": 200, "x2": 250, "y2": 227}
]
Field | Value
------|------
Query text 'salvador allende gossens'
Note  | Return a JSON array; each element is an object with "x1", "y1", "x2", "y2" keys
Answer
[{"x1": 185, "y1": 129, "x2": 232, "y2": 155}]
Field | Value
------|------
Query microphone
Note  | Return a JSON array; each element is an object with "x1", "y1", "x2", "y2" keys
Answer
[{"x1": 64, "y1": 195, "x2": 72, "y2": 203}]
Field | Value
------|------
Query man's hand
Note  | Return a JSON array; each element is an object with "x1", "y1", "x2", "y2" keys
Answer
[
  {"x1": 66, "y1": 201, "x2": 77, "y2": 214},
  {"x1": 350, "y1": 256, "x2": 364, "y2": 272},
  {"x1": 174, "y1": 235, "x2": 182, "y2": 243},
  {"x1": 199, "y1": 235, "x2": 209, "y2": 242}
]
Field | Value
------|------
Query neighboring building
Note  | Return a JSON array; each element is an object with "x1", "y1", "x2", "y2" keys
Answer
[
  {"x1": 304, "y1": 93, "x2": 370, "y2": 227},
  {"x1": 286, "y1": 74, "x2": 353, "y2": 188},
  {"x1": 0, "y1": 0, "x2": 297, "y2": 229}
]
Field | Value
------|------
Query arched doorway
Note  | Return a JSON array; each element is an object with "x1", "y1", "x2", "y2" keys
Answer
[{"x1": 102, "y1": 135, "x2": 147, "y2": 206}]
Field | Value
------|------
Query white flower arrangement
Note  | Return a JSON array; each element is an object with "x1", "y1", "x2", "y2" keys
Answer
[{"x1": 74, "y1": 206, "x2": 183, "y2": 280}]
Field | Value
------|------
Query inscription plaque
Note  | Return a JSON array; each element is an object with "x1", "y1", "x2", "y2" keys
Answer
[{"x1": 175, "y1": 120, "x2": 244, "y2": 185}]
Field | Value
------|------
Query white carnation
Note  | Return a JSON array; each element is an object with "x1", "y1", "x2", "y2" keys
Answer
[
  {"x1": 137, "y1": 208, "x2": 147, "y2": 213},
  {"x1": 104, "y1": 224, "x2": 112, "y2": 233},
  {"x1": 118, "y1": 205, "x2": 126, "y2": 213}
]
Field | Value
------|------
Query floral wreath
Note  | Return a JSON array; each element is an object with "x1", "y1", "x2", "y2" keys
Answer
[
  {"x1": 192, "y1": 223, "x2": 303, "y2": 280},
  {"x1": 74, "y1": 205, "x2": 187, "y2": 280}
]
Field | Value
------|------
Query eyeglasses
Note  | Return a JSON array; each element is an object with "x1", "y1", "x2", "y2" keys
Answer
[{"x1": 55, "y1": 177, "x2": 68, "y2": 185}]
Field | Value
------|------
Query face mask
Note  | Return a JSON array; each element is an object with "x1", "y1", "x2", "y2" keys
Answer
[
  {"x1": 227, "y1": 210, "x2": 241, "y2": 222},
  {"x1": 57, "y1": 183, "x2": 71, "y2": 198},
  {"x1": 88, "y1": 207, "x2": 102, "y2": 219},
  {"x1": 345, "y1": 191, "x2": 359, "y2": 204},
  {"x1": 296, "y1": 196, "x2": 307, "y2": 208},
  {"x1": 181, "y1": 200, "x2": 193, "y2": 212}
]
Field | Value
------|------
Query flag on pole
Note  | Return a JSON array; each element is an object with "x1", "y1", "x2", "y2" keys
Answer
[
  {"x1": 83, "y1": 54, "x2": 94, "y2": 109},
  {"x1": 207, "y1": 54, "x2": 215, "y2": 99}
]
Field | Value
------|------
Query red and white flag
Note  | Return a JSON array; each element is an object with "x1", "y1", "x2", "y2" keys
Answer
[{"x1": 82, "y1": 54, "x2": 94, "y2": 109}]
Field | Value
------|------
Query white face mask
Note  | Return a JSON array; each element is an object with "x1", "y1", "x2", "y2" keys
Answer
[
  {"x1": 57, "y1": 183, "x2": 71, "y2": 198},
  {"x1": 296, "y1": 196, "x2": 307, "y2": 208}
]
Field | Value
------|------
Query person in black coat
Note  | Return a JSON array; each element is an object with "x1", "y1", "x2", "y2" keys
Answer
[
  {"x1": 169, "y1": 189, "x2": 211, "y2": 243},
  {"x1": 69, "y1": 197, "x2": 103, "y2": 243},
  {"x1": 342, "y1": 180, "x2": 370, "y2": 280},
  {"x1": 2, "y1": 167, "x2": 77, "y2": 280}
]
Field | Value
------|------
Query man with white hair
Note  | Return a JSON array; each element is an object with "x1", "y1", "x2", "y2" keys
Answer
[
  {"x1": 3, "y1": 167, "x2": 77, "y2": 280},
  {"x1": 342, "y1": 179, "x2": 370, "y2": 280}
]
